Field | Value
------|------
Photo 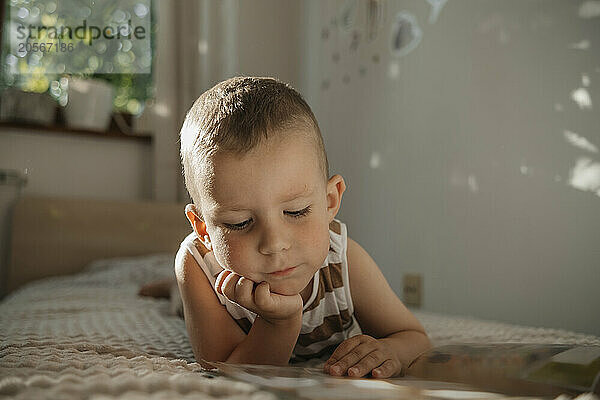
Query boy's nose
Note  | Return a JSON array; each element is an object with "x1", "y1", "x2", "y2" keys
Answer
[{"x1": 257, "y1": 220, "x2": 291, "y2": 255}]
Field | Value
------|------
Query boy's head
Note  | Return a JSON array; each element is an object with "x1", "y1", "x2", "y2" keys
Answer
[
  {"x1": 180, "y1": 76, "x2": 345, "y2": 297},
  {"x1": 180, "y1": 76, "x2": 329, "y2": 205}
]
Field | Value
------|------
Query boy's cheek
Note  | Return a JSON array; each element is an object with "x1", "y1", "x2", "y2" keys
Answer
[
  {"x1": 209, "y1": 233, "x2": 239, "y2": 268},
  {"x1": 308, "y1": 224, "x2": 331, "y2": 264},
  {"x1": 214, "y1": 244, "x2": 258, "y2": 279},
  {"x1": 296, "y1": 220, "x2": 328, "y2": 248}
]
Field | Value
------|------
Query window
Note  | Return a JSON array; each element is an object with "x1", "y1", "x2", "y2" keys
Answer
[{"x1": 0, "y1": 0, "x2": 155, "y2": 116}]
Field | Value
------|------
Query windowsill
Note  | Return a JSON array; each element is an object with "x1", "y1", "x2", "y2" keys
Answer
[{"x1": 0, "y1": 120, "x2": 152, "y2": 144}]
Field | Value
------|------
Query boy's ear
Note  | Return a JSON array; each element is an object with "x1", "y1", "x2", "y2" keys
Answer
[
  {"x1": 326, "y1": 174, "x2": 346, "y2": 222},
  {"x1": 185, "y1": 204, "x2": 212, "y2": 250}
]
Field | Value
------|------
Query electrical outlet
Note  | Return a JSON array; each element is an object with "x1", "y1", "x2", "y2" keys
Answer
[{"x1": 403, "y1": 273, "x2": 423, "y2": 308}]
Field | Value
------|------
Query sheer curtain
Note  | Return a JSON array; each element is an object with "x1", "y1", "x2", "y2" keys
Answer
[{"x1": 141, "y1": 0, "x2": 239, "y2": 202}]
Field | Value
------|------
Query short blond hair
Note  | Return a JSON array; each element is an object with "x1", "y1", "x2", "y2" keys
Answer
[{"x1": 180, "y1": 76, "x2": 329, "y2": 205}]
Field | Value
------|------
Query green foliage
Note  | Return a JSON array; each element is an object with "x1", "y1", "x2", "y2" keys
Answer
[{"x1": 0, "y1": 0, "x2": 155, "y2": 115}]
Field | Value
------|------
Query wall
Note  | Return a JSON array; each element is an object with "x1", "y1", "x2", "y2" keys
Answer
[
  {"x1": 303, "y1": 0, "x2": 600, "y2": 335},
  {"x1": 0, "y1": 129, "x2": 152, "y2": 294},
  {"x1": 0, "y1": 129, "x2": 152, "y2": 200},
  {"x1": 235, "y1": 0, "x2": 303, "y2": 88}
]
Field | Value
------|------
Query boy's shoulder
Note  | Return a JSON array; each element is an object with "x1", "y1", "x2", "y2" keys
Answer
[
  {"x1": 179, "y1": 232, "x2": 211, "y2": 257},
  {"x1": 175, "y1": 233, "x2": 212, "y2": 277},
  {"x1": 177, "y1": 232, "x2": 224, "y2": 280}
]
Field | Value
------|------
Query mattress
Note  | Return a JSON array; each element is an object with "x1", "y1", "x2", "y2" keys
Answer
[{"x1": 1, "y1": 253, "x2": 598, "y2": 399}]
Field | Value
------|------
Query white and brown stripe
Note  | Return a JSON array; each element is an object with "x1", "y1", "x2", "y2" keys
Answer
[{"x1": 181, "y1": 218, "x2": 362, "y2": 363}]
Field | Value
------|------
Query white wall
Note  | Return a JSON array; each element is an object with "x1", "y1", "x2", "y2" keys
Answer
[
  {"x1": 234, "y1": 1, "x2": 303, "y2": 88},
  {"x1": 303, "y1": 0, "x2": 600, "y2": 335},
  {"x1": 0, "y1": 129, "x2": 152, "y2": 200}
]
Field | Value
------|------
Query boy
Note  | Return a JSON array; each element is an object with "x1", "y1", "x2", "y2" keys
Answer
[{"x1": 175, "y1": 76, "x2": 431, "y2": 378}]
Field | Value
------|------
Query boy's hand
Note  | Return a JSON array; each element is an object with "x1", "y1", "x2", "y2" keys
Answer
[
  {"x1": 215, "y1": 270, "x2": 303, "y2": 324},
  {"x1": 323, "y1": 335, "x2": 403, "y2": 378}
]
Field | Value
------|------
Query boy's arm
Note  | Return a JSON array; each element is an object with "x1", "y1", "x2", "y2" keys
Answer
[
  {"x1": 323, "y1": 237, "x2": 432, "y2": 378},
  {"x1": 175, "y1": 246, "x2": 303, "y2": 367},
  {"x1": 214, "y1": 269, "x2": 304, "y2": 365},
  {"x1": 226, "y1": 313, "x2": 302, "y2": 365},
  {"x1": 174, "y1": 248, "x2": 246, "y2": 368}
]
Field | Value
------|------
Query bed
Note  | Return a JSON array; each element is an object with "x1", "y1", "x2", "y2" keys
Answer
[{"x1": 1, "y1": 196, "x2": 598, "y2": 399}]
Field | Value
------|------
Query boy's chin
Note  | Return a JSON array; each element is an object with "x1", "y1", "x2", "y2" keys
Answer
[
  {"x1": 269, "y1": 286, "x2": 299, "y2": 296},
  {"x1": 268, "y1": 282, "x2": 303, "y2": 296}
]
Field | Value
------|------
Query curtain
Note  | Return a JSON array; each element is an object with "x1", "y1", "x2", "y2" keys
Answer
[{"x1": 140, "y1": 0, "x2": 239, "y2": 202}]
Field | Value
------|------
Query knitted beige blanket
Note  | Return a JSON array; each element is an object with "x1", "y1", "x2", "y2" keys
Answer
[{"x1": 1, "y1": 254, "x2": 598, "y2": 399}]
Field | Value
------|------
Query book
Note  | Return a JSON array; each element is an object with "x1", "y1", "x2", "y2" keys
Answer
[
  {"x1": 202, "y1": 343, "x2": 600, "y2": 399},
  {"x1": 407, "y1": 343, "x2": 600, "y2": 398},
  {"x1": 208, "y1": 360, "x2": 506, "y2": 399}
]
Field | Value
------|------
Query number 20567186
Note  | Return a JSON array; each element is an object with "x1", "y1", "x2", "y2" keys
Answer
[{"x1": 18, "y1": 41, "x2": 74, "y2": 53}]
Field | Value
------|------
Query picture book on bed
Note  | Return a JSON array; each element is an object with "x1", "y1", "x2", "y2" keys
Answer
[
  {"x1": 205, "y1": 343, "x2": 600, "y2": 400},
  {"x1": 408, "y1": 343, "x2": 600, "y2": 397}
]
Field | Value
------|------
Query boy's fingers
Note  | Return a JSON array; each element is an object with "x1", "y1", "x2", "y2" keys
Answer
[
  {"x1": 235, "y1": 277, "x2": 255, "y2": 306},
  {"x1": 327, "y1": 341, "x2": 378, "y2": 376},
  {"x1": 254, "y1": 281, "x2": 272, "y2": 309},
  {"x1": 214, "y1": 270, "x2": 231, "y2": 295},
  {"x1": 325, "y1": 335, "x2": 363, "y2": 368},
  {"x1": 348, "y1": 350, "x2": 388, "y2": 378},
  {"x1": 221, "y1": 273, "x2": 241, "y2": 301},
  {"x1": 372, "y1": 359, "x2": 402, "y2": 378}
]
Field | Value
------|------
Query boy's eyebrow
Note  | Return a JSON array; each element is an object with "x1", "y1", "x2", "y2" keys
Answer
[{"x1": 279, "y1": 186, "x2": 313, "y2": 202}]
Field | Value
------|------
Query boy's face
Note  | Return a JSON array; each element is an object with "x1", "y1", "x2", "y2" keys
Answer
[{"x1": 191, "y1": 129, "x2": 344, "y2": 296}]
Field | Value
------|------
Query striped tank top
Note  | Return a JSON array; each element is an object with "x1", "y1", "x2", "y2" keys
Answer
[{"x1": 180, "y1": 218, "x2": 362, "y2": 363}]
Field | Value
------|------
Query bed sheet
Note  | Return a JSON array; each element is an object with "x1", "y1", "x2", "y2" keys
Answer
[{"x1": 1, "y1": 254, "x2": 598, "y2": 399}]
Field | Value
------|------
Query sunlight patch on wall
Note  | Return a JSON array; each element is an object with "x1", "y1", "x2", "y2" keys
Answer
[
  {"x1": 498, "y1": 29, "x2": 510, "y2": 45},
  {"x1": 571, "y1": 87, "x2": 593, "y2": 109},
  {"x1": 450, "y1": 170, "x2": 479, "y2": 194},
  {"x1": 578, "y1": 1, "x2": 600, "y2": 18},
  {"x1": 582, "y1": 73, "x2": 591, "y2": 87},
  {"x1": 568, "y1": 158, "x2": 600, "y2": 197},
  {"x1": 467, "y1": 174, "x2": 479, "y2": 193},
  {"x1": 520, "y1": 163, "x2": 533, "y2": 176},
  {"x1": 198, "y1": 40, "x2": 208, "y2": 55},
  {"x1": 426, "y1": 0, "x2": 448, "y2": 24},
  {"x1": 369, "y1": 151, "x2": 382, "y2": 169},
  {"x1": 563, "y1": 130, "x2": 598, "y2": 153},
  {"x1": 388, "y1": 62, "x2": 400, "y2": 79},
  {"x1": 478, "y1": 13, "x2": 503, "y2": 34},
  {"x1": 568, "y1": 39, "x2": 591, "y2": 50}
]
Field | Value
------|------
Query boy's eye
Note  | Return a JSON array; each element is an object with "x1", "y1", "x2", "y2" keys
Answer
[
  {"x1": 285, "y1": 205, "x2": 311, "y2": 218},
  {"x1": 224, "y1": 219, "x2": 251, "y2": 231},
  {"x1": 223, "y1": 206, "x2": 311, "y2": 231}
]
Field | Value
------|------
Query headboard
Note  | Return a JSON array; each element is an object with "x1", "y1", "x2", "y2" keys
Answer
[{"x1": 4, "y1": 196, "x2": 190, "y2": 295}]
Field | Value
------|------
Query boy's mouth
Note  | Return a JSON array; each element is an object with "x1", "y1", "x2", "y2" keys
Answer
[{"x1": 267, "y1": 265, "x2": 298, "y2": 277}]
